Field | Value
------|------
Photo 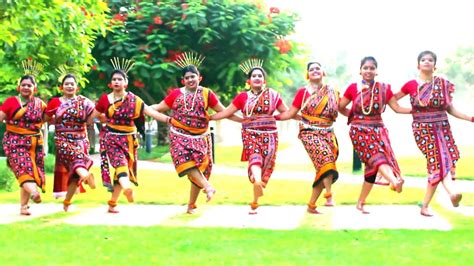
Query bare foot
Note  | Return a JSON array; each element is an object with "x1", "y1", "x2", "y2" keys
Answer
[
  {"x1": 420, "y1": 207, "x2": 434, "y2": 217},
  {"x1": 204, "y1": 187, "x2": 216, "y2": 202},
  {"x1": 450, "y1": 193, "x2": 462, "y2": 207},
  {"x1": 249, "y1": 202, "x2": 258, "y2": 215},
  {"x1": 107, "y1": 200, "x2": 119, "y2": 213},
  {"x1": 20, "y1": 205, "x2": 31, "y2": 216},
  {"x1": 324, "y1": 198, "x2": 335, "y2": 207},
  {"x1": 108, "y1": 207, "x2": 119, "y2": 214},
  {"x1": 307, "y1": 204, "x2": 322, "y2": 214},
  {"x1": 356, "y1": 202, "x2": 370, "y2": 214},
  {"x1": 123, "y1": 188, "x2": 134, "y2": 203},
  {"x1": 186, "y1": 203, "x2": 197, "y2": 214},
  {"x1": 30, "y1": 192, "x2": 42, "y2": 204},
  {"x1": 63, "y1": 200, "x2": 71, "y2": 212},
  {"x1": 390, "y1": 178, "x2": 404, "y2": 193}
]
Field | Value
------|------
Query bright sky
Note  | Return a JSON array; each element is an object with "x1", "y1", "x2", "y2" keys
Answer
[{"x1": 266, "y1": 0, "x2": 474, "y2": 88}]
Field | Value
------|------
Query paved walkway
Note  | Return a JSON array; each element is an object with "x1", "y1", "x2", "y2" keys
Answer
[{"x1": 0, "y1": 203, "x2": 455, "y2": 231}]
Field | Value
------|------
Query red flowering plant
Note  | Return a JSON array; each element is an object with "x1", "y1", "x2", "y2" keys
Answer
[
  {"x1": 269, "y1": 7, "x2": 280, "y2": 14},
  {"x1": 275, "y1": 38, "x2": 292, "y2": 54},
  {"x1": 87, "y1": 0, "x2": 303, "y2": 106}
]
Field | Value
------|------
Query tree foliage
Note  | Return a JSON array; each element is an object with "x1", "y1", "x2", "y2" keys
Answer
[
  {"x1": 0, "y1": 0, "x2": 109, "y2": 101},
  {"x1": 442, "y1": 46, "x2": 474, "y2": 93},
  {"x1": 87, "y1": 0, "x2": 304, "y2": 104}
]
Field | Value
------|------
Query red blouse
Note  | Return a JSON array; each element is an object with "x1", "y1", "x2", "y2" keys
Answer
[
  {"x1": 163, "y1": 88, "x2": 219, "y2": 109},
  {"x1": 291, "y1": 88, "x2": 310, "y2": 109},
  {"x1": 1, "y1": 96, "x2": 46, "y2": 119},
  {"x1": 95, "y1": 94, "x2": 110, "y2": 113},
  {"x1": 343, "y1": 83, "x2": 394, "y2": 101},
  {"x1": 232, "y1": 91, "x2": 283, "y2": 111},
  {"x1": 45, "y1": 97, "x2": 61, "y2": 117}
]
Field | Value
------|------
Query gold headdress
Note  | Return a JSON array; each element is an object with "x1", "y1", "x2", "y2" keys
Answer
[
  {"x1": 21, "y1": 59, "x2": 43, "y2": 77},
  {"x1": 239, "y1": 58, "x2": 264, "y2": 75},
  {"x1": 174, "y1": 52, "x2": 205, "y2": 69},
  {"x1": 110, "y1": 57, "x2": 135, "y2": 74},
  {"x1": 56, "y1": 64, "x2": 81, "y2": 83}
]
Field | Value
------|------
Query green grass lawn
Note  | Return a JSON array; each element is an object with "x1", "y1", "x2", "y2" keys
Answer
[
  {"x1": 1, "y1": 146, "x2": 474, "y2": 265},
  {"x1": 0, "y1": 222, "x2": 473, "y2": 265},
  {"x1": 0, "y1": 167, "x2": 473, "y2": 265}
]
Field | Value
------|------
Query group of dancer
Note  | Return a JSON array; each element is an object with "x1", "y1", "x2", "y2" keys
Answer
[{"x1": 1, "y1": 50, "x2": 472, "y2": 217}]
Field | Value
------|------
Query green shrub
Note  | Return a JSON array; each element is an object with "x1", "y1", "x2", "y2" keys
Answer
[
  {"x1": 47, "y1": 130, "x2": 56, "y2": 155},
  {"x1": 137, "y1": 145, "x2": 170, "y2": 161},
  {"x1": 44, "y1": 155, "x2": 55, "y2": 174},
  {"x1": 0, "y1": 159, "x2": 15, "y2": 192}
]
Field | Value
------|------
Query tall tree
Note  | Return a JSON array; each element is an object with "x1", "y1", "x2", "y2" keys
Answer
[
  {"x1": 0, "y1": 0, "x2": 109, "y2": 101},
  {"x1": 86, "y1": 0, "x2": 304, "y2": 104},
  {"x1": 442, "y1": 46, "x2": 474, "y2": 94}
]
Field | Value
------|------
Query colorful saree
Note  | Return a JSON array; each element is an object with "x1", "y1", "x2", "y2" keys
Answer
[
  {"x1": 407, "y1": 77, "x2": 458, "y2": 185},
  {"x1": 2, "y1": 96, "x2": 46, "y2": 191},
  {"x1": 168, "y1": 87, "x2": 213, "y2": 184},
  {"x1": 297, "y1": 85, "x2": 339, "y2": 186},
  {"x1": 348, "y1": 82, "x2": 401, "y2": 184},
  {"x1": 241, "y1": 88, "x2": 281, "y2": 185},
  {"x1": 46, "y1": 96, "x2": 95, "y2": 198},
  {"x1": 97, "y1": 92, "x2": 144, "y2": 190}
]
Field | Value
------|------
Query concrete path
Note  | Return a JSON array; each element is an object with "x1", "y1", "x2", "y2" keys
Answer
[
  {"x1": 436, "y1": 189, "x2": 474, "y2": 217},
  {"x1": 0, "y1": 203, "x2": 62, "y2": 224},
  {"x1": 331, "y1": 205, "x2": 452, "y2": 231},
  {"x1": 188, "y1": 205, "x2": 306, "y2": 230},
  {"x1": 0, "y1": 203, "x2": 457, "y2": 231},
  {"x1": 63, "y1": 205, "x2": 183, "y2": 227}
]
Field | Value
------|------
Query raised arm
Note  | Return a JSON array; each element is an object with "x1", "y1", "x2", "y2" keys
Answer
[
  {"x1": 211, "y1": 102, "x2": 242, "y2": 122},
  {"x1": 447, "y1": 104, "x2": 473, "y2": 122},
  {"x1": 338, "y1": 96, "x2": 351, "y2": 117},
  {"x1": 388, "y1": 97, "x2": 412, "y2": 114},
  {"x1": 211, "y1": 104, "x2": 239, "y2": 121},
  {"x1": 144, "y1": 105, "x2": 171, "y2": 124}
]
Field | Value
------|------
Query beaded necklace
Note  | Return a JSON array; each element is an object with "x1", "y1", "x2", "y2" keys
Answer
[
  {"x1": 182, "y1": 86, "x2": 199, "y2": 112},
  {"x1": 360, "y1": 80, "x2": 376, "y2": 115}
]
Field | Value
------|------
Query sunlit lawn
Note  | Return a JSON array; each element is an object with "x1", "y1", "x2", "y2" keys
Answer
[
  {"x1": 140, "y1": 143, "x2": 474, "y2": 180},
  {"x1": 1, "y1": 144, "x2": 474, "y2": 265},
  {"x1": 0, "y1": 166, "x2": 473, "y2": 265}
]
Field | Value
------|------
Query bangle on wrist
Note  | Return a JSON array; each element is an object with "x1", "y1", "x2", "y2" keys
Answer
[{"x1": 471, "y1": 116, "x2": 474, "y2": 122}]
